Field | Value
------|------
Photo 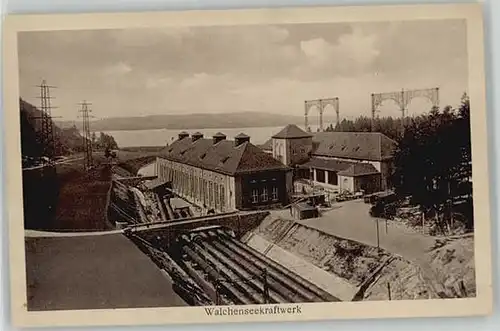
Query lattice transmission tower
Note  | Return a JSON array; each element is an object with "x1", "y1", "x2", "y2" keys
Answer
[
  {"x1": 78, "y1": 100, "x2": 94, "y2": 171},
  {"x1": 34, "y1": 80, "x2": 60, "y2": 160},
  {"x1": 304, "y1": 97, "x2": 340, "y2": 132},
  {"x1": 371, "y1": 87, "x2": 440, "y2": 133}
]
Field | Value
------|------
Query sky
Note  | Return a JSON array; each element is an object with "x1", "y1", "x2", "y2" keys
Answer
[{"x1": 18, "y1": 19, "x2": 468, "y2": 122}]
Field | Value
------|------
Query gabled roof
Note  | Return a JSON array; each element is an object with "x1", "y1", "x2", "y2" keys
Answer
[
  {"x1": 298, "y1": 157, "x2": 380, "y2": 177},
  {"x1": 272, "y1": 124, "x2": 312, "y2": 139},
  {"x1": 337, "y1": 163, "x2": 379, "y2": 177},
  {"x1": 235, "y1": 132, "x2": 250, "y2": 139},
  {"x1": 259, "y1": 138, "x2": 273, "y2": 151},
  {"x1": 297, "y1": 157, "x2": 354, "y2": 172},
  {"x1": 312, "y1": 132, "x2": 397, "y2": 161},
  {"x1": 159, "y1": 137, "x2": 290, "y2": 176}
]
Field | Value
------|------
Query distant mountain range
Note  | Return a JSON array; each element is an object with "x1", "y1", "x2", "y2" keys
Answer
[{"x1": 56, "y1": 112, "x2": 340, "y2": 131}]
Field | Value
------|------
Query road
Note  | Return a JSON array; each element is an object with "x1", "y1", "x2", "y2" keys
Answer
[
  {"x1": 25, "y1": 232, "x2": 187, "y2": 311},
  {"x1": 287, "y1": 199, "x2": 437, "y2": 260},
  {"x1": 274, "y1": 199, "x2": 450, "y2": 296}
]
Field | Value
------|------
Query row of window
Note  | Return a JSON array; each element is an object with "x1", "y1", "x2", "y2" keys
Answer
[
  {"x1": 315, "y1": 169, "x2": 339, "y2": 185},
  {"x1": 297, "y1": 168, "x2": 339, "y2": 186},
  {"x1": 274, "y1": 144, "x2": 307, "y2": 156},
  {"x1": 251, "y1": 186, "x2": 279, "y2": 204},
  {"x1": 159, "y1": 164, "x2": 226, "y2": 211}
]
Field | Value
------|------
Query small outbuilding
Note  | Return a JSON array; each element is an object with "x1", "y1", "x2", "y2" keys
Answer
[{"x1": 291, "y1": 202, "x2": 319, "y2": 220}]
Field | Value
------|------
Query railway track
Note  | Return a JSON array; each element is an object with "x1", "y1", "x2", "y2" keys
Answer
[{"x1": 129, "y1": 226, "x2": 340, "y2": 305}]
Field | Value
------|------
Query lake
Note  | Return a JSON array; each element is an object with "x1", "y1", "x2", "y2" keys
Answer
[{"x1": 98, "y1": 124, "x2": 320, "y2": 148}]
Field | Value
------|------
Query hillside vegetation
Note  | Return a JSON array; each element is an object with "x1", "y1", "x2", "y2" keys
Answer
[{"x1": 20, "y1": 98, "x2": 118, "y2": 158}]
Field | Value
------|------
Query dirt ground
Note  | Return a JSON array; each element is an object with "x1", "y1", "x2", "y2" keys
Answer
[
  {"x1": 27, "y1": 150, "x2": 155, "y2": 232},
  {"x1": 426, "y1": 235, "x2": 476, "y2": 297},
  {"x1": 254, "y1": 206, "x2": 476, "y2": 301},
  {"x1": 53, "y1": 159, "x2": 113, "y2": 231}
]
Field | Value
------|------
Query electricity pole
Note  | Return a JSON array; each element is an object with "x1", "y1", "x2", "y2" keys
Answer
[
  {"x1": 34, "y1": 80, "x2": 61, "y2": 161},
  {"x1": 78, "y1": 100, "x2": 94, "y2": 171}
]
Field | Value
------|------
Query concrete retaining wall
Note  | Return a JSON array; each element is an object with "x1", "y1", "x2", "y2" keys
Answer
[{"x1": 128, "y1": 211, "x2": 270, "y2": 248}]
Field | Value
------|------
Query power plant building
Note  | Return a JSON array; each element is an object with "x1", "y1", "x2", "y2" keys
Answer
[
  {"x1": 156, "y1": 132, "x2": 293, "y2": 212},
  {"x1": 260, "y1": 124, "x2": 397, "y2": 194}
]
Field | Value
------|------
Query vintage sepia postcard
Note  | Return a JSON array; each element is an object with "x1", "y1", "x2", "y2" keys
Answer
[{"x1": 2, "y1": 2, "x2": 493, "y2": 328}]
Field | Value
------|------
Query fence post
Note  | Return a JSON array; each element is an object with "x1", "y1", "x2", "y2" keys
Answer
[
  {"x1": 422, "y1": 212, "x2": 425, "y2": 234},
  {"x1": 376, "y1": 219, "x2": 380, "y2": 249},
  {"x1": 387, "y1": 282, "x2": 391, "y2": 300}
]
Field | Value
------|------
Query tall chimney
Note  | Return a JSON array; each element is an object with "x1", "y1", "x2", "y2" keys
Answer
[
  {"x1": 234, "y1": 133, "x2": 250, "y2": 147},
  {"x1": 192, "y1": 132, "x2": 203, "y2": 142},
  {"x1": 213, "y1": 132, "x2": 226, "y2": 144},
  {"x1": 178, "y1": 131, "x2": 189, "y2": 140}
]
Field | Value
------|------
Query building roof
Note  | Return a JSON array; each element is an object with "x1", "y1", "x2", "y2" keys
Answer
[
  {"x1": 293, "y1": 202, "x2": 317, "y2": 211},
  {"x1": 298, "y1": 157, "x2": 355, "y2": 172},
  {"x1": 312, "y1": 132, "x2": 397, "y2": 161},
  {"x1": 159, "y1": 136, "x2": 290, "y2": 176},
  {"x1": 170, "y1": 197, "x2": 191, "y2": 210},
  {"x1": 143, "y1": 178, "x2": 171, "y2": 191},
  {"x1": 259, "y1": 138, "x2": 273, "y2": 151},
  {"x1": 298, "y1": 157, "x2": 379, "y2": 177},
  {"x1": 337, "y1": 163, "x2": 380, "y2": 177},
  {"x1": 272, "y1": 124, "x2": 313, "y2": 139},
  {"x1": 235, "y1": 132, "x2": 250, "y2": 138}
]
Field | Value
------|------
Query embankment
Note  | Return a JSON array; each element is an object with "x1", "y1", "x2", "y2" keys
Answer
[{"x1": 242, "y1": 217, "x2": 436, "y2": 301}]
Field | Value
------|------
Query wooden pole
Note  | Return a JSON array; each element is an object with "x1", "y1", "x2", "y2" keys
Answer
[
  {"x1": 387, "y1": 282, "x2": 392, "y2": 300},
  {"x1": 385, "y1": 218, "x2": 388, "y2": 234},
  {"x1": 215, "y1": 280, "x2": 221, "y2": 305},
  {"x1": 376, "y1": 219, "x2": 380, "y2": 248},
  {"x1": 422, "y1": 212, "x2": 425, "y2": 234},
  {"x1": 459, "y1": 280, "x2": 467, "y2": 297},
  {"x1": 262, "y1": 268, "x2": 269, "y2": 304}
]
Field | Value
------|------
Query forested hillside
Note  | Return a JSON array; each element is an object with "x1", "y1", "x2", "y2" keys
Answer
[{"x1": 20, "y1": 98, "x2": 118, "y2": 159}]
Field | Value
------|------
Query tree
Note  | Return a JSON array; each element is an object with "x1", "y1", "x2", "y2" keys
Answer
[
  {"x1": 390, "y1": 93, "x2": 473, "y2": 233},
  {"x1": 97, "y1": 132, "x2": 119, "y2": 150}
]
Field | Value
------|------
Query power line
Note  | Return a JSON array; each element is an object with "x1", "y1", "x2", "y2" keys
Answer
[
  {"x1": 78, "y1": 100, "x2": 95, "y2": 171},
  {"x1": 33, "y1": 80, "x2": 61, "y2": 161},
  {"x1": 370, "y1": 87, "x2": 440, "y2": 133},
  {"x1": 304, "y1": 97, "x2": 340, "y2": 132}
]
